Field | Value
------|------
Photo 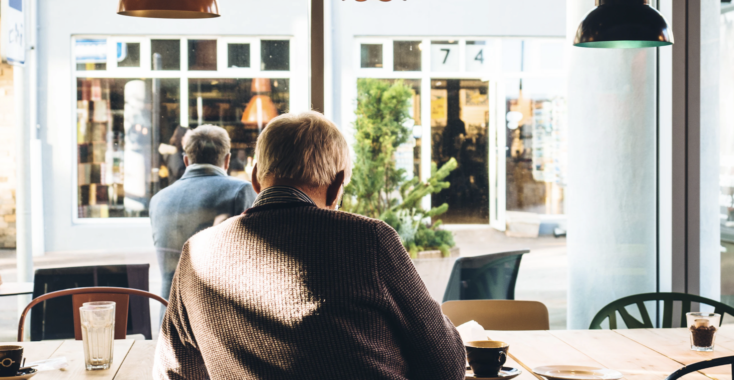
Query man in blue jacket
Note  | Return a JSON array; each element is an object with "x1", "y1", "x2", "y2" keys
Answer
[{"x1": 150, "y1": 125, "x2": 257, "y2": 303}]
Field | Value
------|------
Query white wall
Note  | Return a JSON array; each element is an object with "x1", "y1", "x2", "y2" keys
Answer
[
  {"x1": 565, "y1": 0, "x2": 658, "y2": 329},
  {"x1": 37, "y1": 0, "x2": 566, "y2": 253},
  {"x1": 38, "y1": 0, "x2": 309, "y2": 253}
]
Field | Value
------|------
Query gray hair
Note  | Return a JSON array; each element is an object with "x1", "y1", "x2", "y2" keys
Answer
[
  {"x1": 183, "y1": 125, "x2": 231, "y2": 166},
  {"x1": 255, "y1": 111, "x2": 351, "y2": 187}
]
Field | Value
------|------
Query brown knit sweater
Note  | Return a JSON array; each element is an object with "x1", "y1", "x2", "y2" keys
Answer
[{"x1": 153, "y1": 202, "x2": 466, "y2": 380}]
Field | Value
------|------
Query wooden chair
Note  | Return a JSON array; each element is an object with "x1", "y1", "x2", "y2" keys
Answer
[
  {"x1": 18, "y1": 287, "x2": 168, "y2": 342},
  {"x1": 443, "y1": 250, "x2": 529, "y2": 303},
  {"x1": 31, "y1": 264, "x2": 152, "y2": 340},
  {"x1": 589, "y1": 292, "x2": 734, "y2": 330},
  {"x1": 665, "y1": 356, "x2": 734, "y2": 380},
  {"x1": 442, "y1": 300, "x2": 550, "y2": 330}
]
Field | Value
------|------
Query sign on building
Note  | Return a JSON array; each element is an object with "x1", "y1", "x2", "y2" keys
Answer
[{"x1": 1, "y1": 0, "x2": 25, "y2": 66}]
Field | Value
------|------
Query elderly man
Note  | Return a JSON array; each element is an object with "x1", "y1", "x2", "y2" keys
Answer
[
  {"x1": 154, "y1": 112, "x2": 466, "y2": 380},
  {"x1": 149, "y1": 125, "x2": 257, "y2": 302}
]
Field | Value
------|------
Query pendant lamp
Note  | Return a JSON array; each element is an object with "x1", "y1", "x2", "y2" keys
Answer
[
  {"x1": 574, "y1": 0, "x2": 672, "y2": 48},
  {"x1": 118, "y1": 0, "x2": 220, "y2": 19},
  {"x1": 241, "y1": 78, "x2": 279, "y2": 132}
]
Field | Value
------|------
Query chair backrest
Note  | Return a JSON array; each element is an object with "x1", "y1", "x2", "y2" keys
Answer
[
  {"x1": 589, "y1": 292, "x2": 734, "y2": 329},
  {"x1": 665, "y1": 356, "x2": 734, "y2": 380},
  {"x1": 31, "y1": 264, "x2": 151, "y2": 341},
  {"x1": 442, "y1": 300, "x2": 550, "y2": 330},
  {"x1": 442, "y1": 250, "x2": 528, "y2": 303},
  {"x1": 18, "y1": 287, "x2": 168, "y2": 342}
]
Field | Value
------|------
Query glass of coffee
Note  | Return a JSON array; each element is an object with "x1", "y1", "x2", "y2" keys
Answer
[{"x1": 686, "y1": 312, "x2": 721, "y2": 352}]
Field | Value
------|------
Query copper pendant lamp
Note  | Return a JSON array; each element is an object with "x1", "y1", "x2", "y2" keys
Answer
[
  {"x1": 242, "y1": 78, "x2": 279, "y2": 132},
  {"x1": 118, "y1": 0, "x2": 220, "y2": 19}
]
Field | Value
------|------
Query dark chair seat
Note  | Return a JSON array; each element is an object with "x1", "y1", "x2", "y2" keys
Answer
[
  {"x1": 30, "y1": 264, "x2": 153, "y2": 341},
  {"x1": 442, "y1": 250, "x2": 528, "y2": 303}
]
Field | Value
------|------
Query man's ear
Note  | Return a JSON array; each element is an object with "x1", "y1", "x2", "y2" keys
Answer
[
  {"x1": 326, "y1": 170, "x2": 346, "y2": 208},
  {"x1": 223, "y1": 153, "x2": 231, "y2": 171},
  {"x1": 183, "y1": 155, "x2": 190, "y2": 167},
  {"x1": 252, "y1": 163, "x2": 261, "y2": 194}
]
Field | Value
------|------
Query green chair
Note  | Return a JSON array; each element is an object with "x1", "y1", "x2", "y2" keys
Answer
[{"x1": 589, "y1": 292, "x2": 734, "y2": 329}]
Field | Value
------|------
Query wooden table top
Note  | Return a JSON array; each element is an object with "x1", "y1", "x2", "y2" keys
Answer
[
  {"x1": 7, "y1": 326, "x2": 734, "y2": 379},
  {"x1": 0, "y1": 282, "x2": 34, "y2": 296},
  {"x1": 9, "y1": 339, "x2": 155, "y2": 380},
  {"x1": 488, "y1": 326, "x2": 734, "y2": 380}
]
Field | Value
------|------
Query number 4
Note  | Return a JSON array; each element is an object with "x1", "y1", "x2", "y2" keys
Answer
[{"x1": 474, "y1": 49, "x2": 484, "y2": 64}]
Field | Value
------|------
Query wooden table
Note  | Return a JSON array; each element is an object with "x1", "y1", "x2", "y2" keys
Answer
[
  {"x1": 7, "y1": 339, "x2": 156, "y2": 380},
  {"x1": 488, "y1": 325, "x2": 734, "y2": 380},
  {"x1": 7, "y1": 326, "x2": 734, "y2": 379},
  {"x1": 0, "y1": 282, "x2": 33, "y2": 297}
]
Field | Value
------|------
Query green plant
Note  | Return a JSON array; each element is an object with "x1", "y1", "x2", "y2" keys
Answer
[{"x1": 345, "y1": 78, "x2": 457, "y2": 258}]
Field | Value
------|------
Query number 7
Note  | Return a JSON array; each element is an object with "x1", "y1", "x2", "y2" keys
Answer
[{"x1": 441, "y1": 48, "x2": 450, "y2": 64}]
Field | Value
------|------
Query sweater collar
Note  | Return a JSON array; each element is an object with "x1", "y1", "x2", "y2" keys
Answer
[{"x1": 252, "y1": 186, "x2": 317, "y2": 208}]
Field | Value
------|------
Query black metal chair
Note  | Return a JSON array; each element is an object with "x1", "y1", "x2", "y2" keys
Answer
[
  {"x1": 442, "y1": 250, "x2": 528, "y2": 303},
  {"x1": 30, "y1": 264, "x2": 154, "y2": 341},
  {"x1": 589, "y1": 292, "x2": 734, "y2": 330},
  {"x1": 665, "y1": 356, "x2": 734, "y2": 380}
]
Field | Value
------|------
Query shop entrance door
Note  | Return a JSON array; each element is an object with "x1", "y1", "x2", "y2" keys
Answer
[{"x1": 430, "y1": 79, "x2": 492, "y2": 224}]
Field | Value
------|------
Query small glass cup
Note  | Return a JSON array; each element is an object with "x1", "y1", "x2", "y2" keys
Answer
[
  {"x1": 686, "y1": 312, "x2": 721, "y2": 352},
  {"x1": 80, "y1": 303, "x2": 115, "y2": 370}
]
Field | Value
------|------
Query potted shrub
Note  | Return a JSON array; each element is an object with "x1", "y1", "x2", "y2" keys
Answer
[{"x1": 344, "y1": 78, "x2": 457, "y2": 259}]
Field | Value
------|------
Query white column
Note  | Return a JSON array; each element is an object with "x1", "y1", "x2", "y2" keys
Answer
[{"x1": 566, "y1": 0, "x2": 658, "y2": 329}]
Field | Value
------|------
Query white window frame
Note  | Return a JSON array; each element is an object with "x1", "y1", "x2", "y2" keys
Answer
[
  {"x1": 71, "y1": 35, "x2": 298, "y2": 225},
  {"x1": 350, "y1": 36, "x2": 566, "y2": 229}
]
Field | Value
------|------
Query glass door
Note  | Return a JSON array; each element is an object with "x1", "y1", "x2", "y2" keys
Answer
[{"x1": 430, "y1": 78, "x2": 490, "y2": 224}]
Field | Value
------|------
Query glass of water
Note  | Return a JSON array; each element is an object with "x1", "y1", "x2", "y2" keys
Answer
[{"x1": 80, "y1": 303, "x2": 115, "y2": 370}]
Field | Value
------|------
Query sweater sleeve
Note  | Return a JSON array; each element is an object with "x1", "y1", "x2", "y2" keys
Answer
[
  {"x1": 374, "y1": 221, "x2": 466, "y2": 380},
  {"x1": 153, "y1": 243, "x2": 210, "y2": 380}
]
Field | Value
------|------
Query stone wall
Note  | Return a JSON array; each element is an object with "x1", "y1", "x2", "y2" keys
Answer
[{"x1": 0, "y1": 64, "x2": 15, "y2": 248}]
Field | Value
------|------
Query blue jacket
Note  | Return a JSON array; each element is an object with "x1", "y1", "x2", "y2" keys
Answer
[{"x1": 149, "y1": 164, "x2": 257, "y2": 298}]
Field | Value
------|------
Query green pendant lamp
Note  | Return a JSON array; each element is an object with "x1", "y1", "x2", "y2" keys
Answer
[
  {"x1": 118, "y1": 0, "x2": 220, "y2": 19},
  {"x1": 574, "y1": 0, "x2": 673, "y2": 48}
]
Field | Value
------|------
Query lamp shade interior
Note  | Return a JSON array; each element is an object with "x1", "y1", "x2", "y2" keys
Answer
[
  {"x1": 574, "y1": 1, "x2": 673, "y2": 48},
  {"x1": 118, "y1": 0, "x2": 220, "y2": 19}
]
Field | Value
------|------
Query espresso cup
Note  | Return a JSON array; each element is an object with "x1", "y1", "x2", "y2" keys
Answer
[
  {"x1": 466, "y1": 340, "x2": 509, "y2": 378},
  {"x1": 0, "y1": 345, "x2": 23, "y2": 377}
]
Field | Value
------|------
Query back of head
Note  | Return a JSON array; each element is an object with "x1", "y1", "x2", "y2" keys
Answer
[
  {"x1": 255, "y1": 111, "x2": 351, "y2": 187},
  {"x1": 183, "y1": 125, "x2": 231, "y2": 166}
]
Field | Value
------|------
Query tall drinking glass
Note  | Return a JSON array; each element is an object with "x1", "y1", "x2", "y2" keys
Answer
[{"x1": 80, "y1": 303, "x2": 115, "y2": 370}]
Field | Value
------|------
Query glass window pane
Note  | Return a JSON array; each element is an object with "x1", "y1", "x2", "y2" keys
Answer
[
  {"x1": 151, "y1": 39, "x2": 181, "y2": 70},
  {"x1": 261, "y1": 40, "x2": 290, "y2": 71},
  {"x1": 227, "y1": 43, "x2": 251, "y2": 68},
  {"x1": 431, "y1": 40, "x2": 459, "y2": 72},
  {"x1": 188, "y1": 78, "x2": 289, "y2": 180},
  {"x1": 75, "y1": 39, "x2": 107, "y2": 71},
  {"x1": 504, "y1": 77, "x2": 567, "y2": 214},
  {"x1": 393, "y1": 41, "x2": 422, "y2": 72},
  {"x1": 76, "y1": 78, "x2": 180, "y2": 218},
  {"x1": 430, "y1": 79, "x2": 489, "y2": 223},
  {"x1": 188, "y1": 39, "x2": 217, "y2": 71},
  {"x1": 117, "y1": 42, "x2": 140, "y2": 68},
  {"x1": 360, "y1": 44, "x2": 383, "y2": 68},
  {"x1": 466, "y1": 40, "x2": 491, "y2": 72}
]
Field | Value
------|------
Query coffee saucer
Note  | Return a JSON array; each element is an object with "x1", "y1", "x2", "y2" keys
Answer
[
  {"x1": 0, "y1": 368, "x2": 37, "y2": 380},
  {"x1": 466, "y1": 366, "x2": 522, "y2": 379}
]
